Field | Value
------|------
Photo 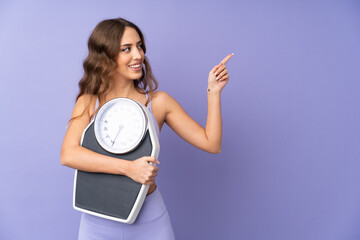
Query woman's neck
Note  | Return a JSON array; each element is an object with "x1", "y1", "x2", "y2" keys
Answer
[{"x1": 104, "y1": 78, "x2": 142, "y2": 103}]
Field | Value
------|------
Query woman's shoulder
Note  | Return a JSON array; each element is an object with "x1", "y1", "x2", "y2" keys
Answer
[
  {"x1": 76, "y1": 94, "x2": 96, "y2": 104},
  {"x1": 75, "y1": 94, "x2": 97, "y2": 108},
  {"x1": 151, "y1": 91, "x2": 173, "y2": 102},
  {"x1": 150, "y1": 91, "x2": 181, "y2": 116},
  {"x1": 151, "y1": 91, "x2": 175, "y2": 106},
  {"x1": 149, "y1": 91, "x2": 174, "y2": 115},
  {"x1": 73, "y1": 94, "x2": 97, "y2": 117}
]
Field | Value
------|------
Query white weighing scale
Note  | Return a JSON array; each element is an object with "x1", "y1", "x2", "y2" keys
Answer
[{"x1": 73, "y1": 97, "x2": 160, "y2": 224}]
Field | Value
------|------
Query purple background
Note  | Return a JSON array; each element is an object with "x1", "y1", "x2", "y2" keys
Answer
[{"x1": 1, "y1": 0, "x2": 360, "y2": 239}]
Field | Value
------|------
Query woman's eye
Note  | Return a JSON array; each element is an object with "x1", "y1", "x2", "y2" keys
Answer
[{"x1": 121, "y1": 47, "x2": 130, "y2": 52}]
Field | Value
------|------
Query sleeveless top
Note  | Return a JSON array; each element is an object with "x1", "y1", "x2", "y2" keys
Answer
[
  {"x1": 94, "y1": 95, "x2": 160, "y2": 139},
  {"x1": 145, "y1": 93, "x2": 160, "y2": 139}
]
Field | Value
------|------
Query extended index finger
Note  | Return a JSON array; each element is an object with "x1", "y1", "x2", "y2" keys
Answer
[{"x1": 220, "y1": 53, "x2": 234, "y2": 65}]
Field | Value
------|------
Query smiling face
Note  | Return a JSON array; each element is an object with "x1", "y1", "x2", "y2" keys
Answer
[{"x1": 115, "y1": 27, "x2": 145, "y2": 81}]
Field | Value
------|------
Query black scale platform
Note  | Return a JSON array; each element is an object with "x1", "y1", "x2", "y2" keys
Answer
[{"x1": 74, "y1": 121, "x2": 152, "y2": 221}]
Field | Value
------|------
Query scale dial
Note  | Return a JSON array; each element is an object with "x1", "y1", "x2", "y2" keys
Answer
[{"x1": 94, "y1": 98, "x2": 148, "y2": 154}]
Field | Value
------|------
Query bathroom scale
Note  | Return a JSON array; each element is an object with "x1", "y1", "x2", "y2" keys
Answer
[{"x1": 73, "y1": 97, "x2": 160, "y2": 224}]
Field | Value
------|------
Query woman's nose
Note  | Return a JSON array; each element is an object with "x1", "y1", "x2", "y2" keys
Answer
[{"x1": 132, "y1": 48, "x2": 142, "y2": 59}]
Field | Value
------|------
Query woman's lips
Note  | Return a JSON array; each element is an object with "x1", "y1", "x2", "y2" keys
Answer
[{"x1": 128, "y1": 64, "x2": 142, "y2": 72}]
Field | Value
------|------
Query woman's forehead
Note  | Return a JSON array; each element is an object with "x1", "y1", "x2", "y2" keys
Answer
[{"x1": 120, "y1": 27, "x2": 141, "y2": 45}]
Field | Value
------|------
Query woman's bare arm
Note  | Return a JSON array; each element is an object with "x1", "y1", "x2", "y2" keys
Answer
[{"x1": 157, "y1": 54, "x2": 232, "y2": 154}]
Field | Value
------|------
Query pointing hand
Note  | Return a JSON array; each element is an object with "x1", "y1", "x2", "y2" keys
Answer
[{"x1": 208, "y1": 53, "x2": 233, "y2": 93}]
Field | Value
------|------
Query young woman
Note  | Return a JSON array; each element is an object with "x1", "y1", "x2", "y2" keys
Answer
[{"x1": 61, "y1": 18, "x2": 232, "y2": 240}]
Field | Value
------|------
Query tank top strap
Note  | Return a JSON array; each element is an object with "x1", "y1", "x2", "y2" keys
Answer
[
  {"x1": 95, "y1": 97, "x2": 99, "y2": 110},
  {"x1": 145, "y1": 92, "x2": 160, "y2": 138},
  {"x1": 145, "y1": 92, "x2": 154, "y2": 112},
  {"x1": 90, "y1": 97, "x2": 99, "y2": 121}
]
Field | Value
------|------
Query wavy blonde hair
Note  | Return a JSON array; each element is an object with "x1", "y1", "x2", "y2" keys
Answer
[{"x1": 72, "y1": 18, "x2": 158, "y2": 121}]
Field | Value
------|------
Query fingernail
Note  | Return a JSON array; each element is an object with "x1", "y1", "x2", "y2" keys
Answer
[
  {"x1": 232, "y1": 53, "x2": 234, "y2": 55},
  {"x1": 216, "y1": 77, "x2": 219, "y2": 80},
  {"x1": 214, "y1": 72, "x2": 217, "y2": 76}
]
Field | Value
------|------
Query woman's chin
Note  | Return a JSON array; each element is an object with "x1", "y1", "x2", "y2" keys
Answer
[{"x1": 130, "y1": 72, "x2": 143, "y2": 80}]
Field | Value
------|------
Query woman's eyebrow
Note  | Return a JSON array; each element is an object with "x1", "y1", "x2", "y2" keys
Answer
[{"x1": 120, "y1": 40, "x2": 142, "y2": 47}]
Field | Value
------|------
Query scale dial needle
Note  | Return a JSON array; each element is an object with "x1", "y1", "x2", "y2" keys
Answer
[{"x1": 112, "y1": 125, "x2": 124, "y2": 146}]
